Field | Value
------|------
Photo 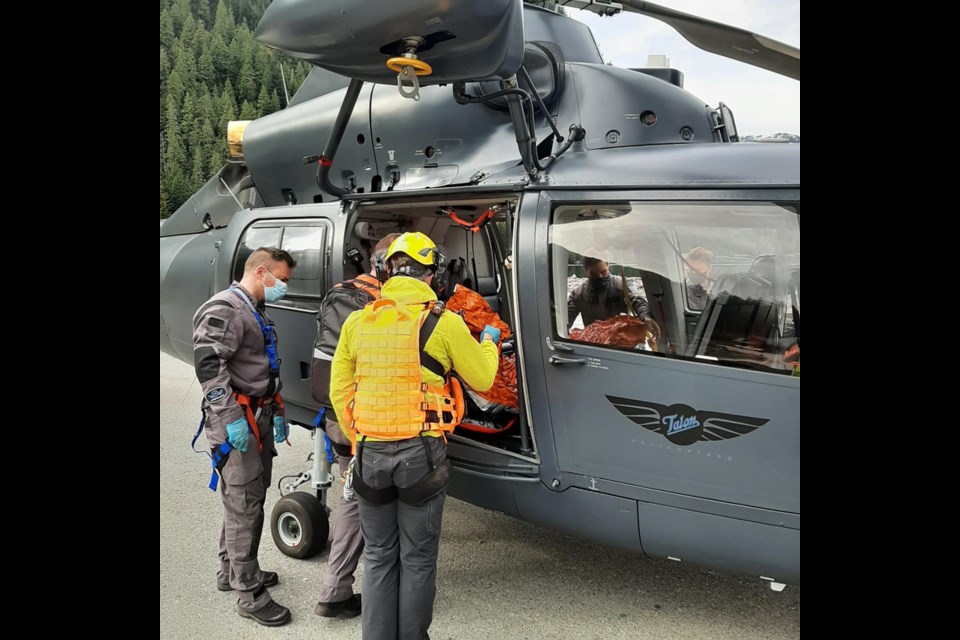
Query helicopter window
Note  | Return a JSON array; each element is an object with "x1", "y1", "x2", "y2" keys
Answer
[
  {"x1": 232, "y1": 222, "x2": 326, "y2": 299},
  {"x1": 549, "y1": 202, "x2": 800, "y2": 376},
  {"x1": 280, "y1": 224, "x2": 326, "y2": 298}
]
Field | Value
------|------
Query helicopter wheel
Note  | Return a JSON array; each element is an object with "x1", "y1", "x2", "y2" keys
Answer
[{"x1": 270, "y1": 492, "x2": 329, "y2": 559}]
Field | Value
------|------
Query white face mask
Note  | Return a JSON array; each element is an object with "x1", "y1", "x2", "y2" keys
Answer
[{"x1": 261, "y1": 268, "x2": 288, "y2": 302}]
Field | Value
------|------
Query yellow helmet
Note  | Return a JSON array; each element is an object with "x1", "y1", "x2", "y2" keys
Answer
[{"x1": 386, "y1": 232, "x2": 438, "y2": 267}]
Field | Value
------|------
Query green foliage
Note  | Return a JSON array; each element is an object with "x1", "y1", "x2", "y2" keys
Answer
[
  {"x1": 159, "y1": 0, "x2": 313, "y2": 218},
  {"x1": 160, "y1": 10, "x2": 175, "y2": 51},
  {"x1": 160, "y1": 176, "x2": 169, "y2": 219},
  {"x1": 239, "y1": 99, "x2": 259, "y2": 120},
  {"x1": 258, "y1": 85, "x2": 280, "y2": 115}
]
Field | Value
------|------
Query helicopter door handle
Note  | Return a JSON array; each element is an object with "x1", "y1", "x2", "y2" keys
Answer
[{"x1": 549, "y1": 356, "x2": 586, "y2": 366}]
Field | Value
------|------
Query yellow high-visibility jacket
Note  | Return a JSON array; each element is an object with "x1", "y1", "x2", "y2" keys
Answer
[{"x1": 331, "y1": 276, "x2": 499, "y2": 441}]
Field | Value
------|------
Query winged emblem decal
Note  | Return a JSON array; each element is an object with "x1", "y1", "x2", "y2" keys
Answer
[{"x1": 605, "y1": 396, "x2": 769, "y2": 446}]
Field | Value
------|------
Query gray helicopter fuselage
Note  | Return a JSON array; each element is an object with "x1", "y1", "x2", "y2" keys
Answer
[{"x1": 160, "y1": 1, "x2": 799, "y2": 586}]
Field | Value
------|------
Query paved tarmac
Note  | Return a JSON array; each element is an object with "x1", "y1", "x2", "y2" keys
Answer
[{"x1": 161, "y1": 352, "x2": 800, "y2": 639}]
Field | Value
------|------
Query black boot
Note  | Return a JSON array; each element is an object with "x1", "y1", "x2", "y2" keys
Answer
[
  {"x1": 239, "y1": 600, "x2": 291, "y2": 627},
  {"x1": 218, "y1": 571, "x2": 279, "y2": 592},
  {"x1": 315, "y1": 594, "x2": 362, "y2": 618}
]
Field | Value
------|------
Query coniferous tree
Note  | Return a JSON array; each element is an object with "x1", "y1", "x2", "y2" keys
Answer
[
  {"x1": 160, "y1": 48, "x2": 171, "y2": 91},
  {"x1": 219, "y1": 79, "x2": 237, "y2": 128},
  {"x1": 213, "y1": 0, "x2": 235, "y2": 41},
  {"x1": 172, "y1": 0, "x2": 193, "y2": 32},
  {"x1": 179, "y1": 13, "x2": 196, "y2": 53},
  {"x1": 196, "y1": 0, "x2": 211, "y2": 26},
  {"x1": 166, "y1": 69, "x2": 185, "y2": 107},
  {"x1": 199, "y1": 117, "x2": 215, "y2": 161},
  {"x1": 209, "y1": 147, "x2": 224, "y2": 181},
  {"x1": 197, "y1": 87, "x2": 216, "y2": 131},
  {"x1": 160, "y1": 10, "x2": 175, "y2": 51},
  {"x1": 210, "y1": 34, "x2": 230, "y2": 85},
  {"x1": 258, "y1": 53, "x2": 274, "y2": 93},
  {"x1": 164, "y1": 94, "x2": 190, "y2": 211},
  {"x1": 181, "y1": 92, "x2": 196, "y2": 146},
  {"x1": 161, "y1": 181, "x2": 169, "y2": 218},
  {"x1": 258, "y1": 85, "x2": 281, "y2": 115},
  {"x1": 198, "y1": 44, "x2": 215, "y2": 87},
  {"x1": 228, "y1": 27, "x2": 248, "y2": 75},
  {"x1": 239, "y1": 99, "x2": 259, "y2": 120},
  {"x1": 191, "y1": 149, "x2": 207, "y2": 192},
  {"x1": 238, "y1": 60, "x2": 257, "y2": 104}
]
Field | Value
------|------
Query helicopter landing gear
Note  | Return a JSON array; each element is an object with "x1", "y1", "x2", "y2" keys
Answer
[
  {"x1": 387, "y1": 37, "x2": 432, "y2": 101},
  {"x1": 271, "y1": 491, "x2": 329, "y2": 559},
  {"x1": 270, "y1": 423, "x2": 335, "y2": 558}
]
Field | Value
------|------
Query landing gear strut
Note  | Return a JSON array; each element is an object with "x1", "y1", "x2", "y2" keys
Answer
[{"x1": 270, "y1": 424, "x2": 334, "y2": 559}]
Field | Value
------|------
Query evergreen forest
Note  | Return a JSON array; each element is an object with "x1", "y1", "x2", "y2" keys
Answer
[{"x1": 160, "y1": 0, "x2": 311, "y2": 218}]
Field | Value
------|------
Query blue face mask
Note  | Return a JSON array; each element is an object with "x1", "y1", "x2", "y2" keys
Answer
[{"x1": 262, "y1": 268, "x2": 288, "y2": 302}]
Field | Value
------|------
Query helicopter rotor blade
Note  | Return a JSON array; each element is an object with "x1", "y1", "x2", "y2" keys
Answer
[{"x1": 564, "y1": 1, "x2": 799, "y2": 80}]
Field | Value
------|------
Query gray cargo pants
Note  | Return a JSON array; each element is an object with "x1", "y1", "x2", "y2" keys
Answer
[
  {"x1": 357, "y1": 437, "x2": 447, "y2": 640},
  {"x1": 215, "y1": 406, "x2": 277, "y2": 613},
  {"x1": 318, "y1": 416, "x2": 364, "y2": 603}
]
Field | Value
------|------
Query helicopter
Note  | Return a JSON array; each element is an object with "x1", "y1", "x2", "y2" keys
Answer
[{"x1": 159, "y1": 0, "x2": 799, "y2": 589}]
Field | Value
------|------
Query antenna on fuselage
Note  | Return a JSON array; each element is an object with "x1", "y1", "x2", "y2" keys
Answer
[
  {"x1": 220, "y1": 176, "x2": 245, "y2": 210},
  {"x1": 279, "y1": 63, "x2": 291, "y2": 107}
]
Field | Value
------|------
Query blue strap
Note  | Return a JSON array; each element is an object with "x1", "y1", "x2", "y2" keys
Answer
[
  {"x1": 192, "y1": 405, "x2": 232, "y2": 491},
  {"x1": 190, "y1": 411, "x2": 206, "y2": 452},
  {"x1": 208, "y1": 442, "x2": 233, "y2": 492},
  {"x1": 230, "y1": 288, "x2": 281, "y2": 372},
  {"x1": 323, "y1": 433, "x2": 334, "y2": 464},
  {"x1": 313, "y1": 407, "x2": 334, "y2": 463}
]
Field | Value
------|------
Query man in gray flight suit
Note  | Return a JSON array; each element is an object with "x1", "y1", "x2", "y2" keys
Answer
[
  {"x1": 192, "y1": 247, "x2": 296, "y2": 627},
  {"x1": 567, "y1": 256, "x2": 661, "y2": 338}
]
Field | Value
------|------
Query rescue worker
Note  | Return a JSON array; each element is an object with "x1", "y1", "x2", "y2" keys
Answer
[
  {"x1": 312, "y1": 233, "x2": 400, "y2": 618},
  {"x1": 330, "y1": 232, "x2": 499, "y2": 640},
  {"x1": 568, "y1": 256, "x2": 661, "y2": 338},
  {"x1": 192, "y1": 247, "x2": 296, "y2": 627}
]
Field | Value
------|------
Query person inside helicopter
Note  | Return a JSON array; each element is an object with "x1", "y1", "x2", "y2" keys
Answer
[
  {"x1": 567, "y1": 256, "x2": 661, "y2": 344},
  {"x1": 683, "y1": 246, "x2": 714, "y2": 311}
]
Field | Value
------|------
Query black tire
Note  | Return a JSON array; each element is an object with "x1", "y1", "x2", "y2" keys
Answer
[{"x1": 270, "y1": 491, "x2": 329, "y2": 559}]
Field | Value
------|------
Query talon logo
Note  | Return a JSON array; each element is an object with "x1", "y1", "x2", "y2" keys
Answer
[
  {"x1": 606, "y1": 396, "x2": 769, "y2": 446},
  {"x1": 206, "y1": 387, "x2": 228, "y2": 404}
]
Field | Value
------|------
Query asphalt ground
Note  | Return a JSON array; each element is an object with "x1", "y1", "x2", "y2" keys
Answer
[{"x1": 160, "y1": 351, "x2": 800, "y2": 639}]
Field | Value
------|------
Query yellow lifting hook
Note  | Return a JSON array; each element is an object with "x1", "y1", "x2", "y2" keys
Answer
[{"x1": 386, "y1": 37, "x2": 432, "y2": 101}]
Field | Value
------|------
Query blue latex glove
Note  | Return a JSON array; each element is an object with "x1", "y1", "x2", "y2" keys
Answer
[
  {"x1": 480, "y1": 324, "x2": 501, "y2": 344},
  {"x1": 225, "y1": 417, "x2": 249, "y2": 453},
  {"x1": 273, "y1": 414, "x2": 287, "y2": 443}
]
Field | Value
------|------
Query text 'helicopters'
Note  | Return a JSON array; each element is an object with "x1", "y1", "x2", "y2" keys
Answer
[{"x1": 160, "y1": 0, "x2": 800, "y2": 588}]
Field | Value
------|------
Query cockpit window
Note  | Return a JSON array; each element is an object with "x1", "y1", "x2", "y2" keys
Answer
[{"x1": 549, "y1": 202, "x2": 800, "y2": 376}]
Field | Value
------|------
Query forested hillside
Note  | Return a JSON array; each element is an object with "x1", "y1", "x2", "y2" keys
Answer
[{"x1": 160, "y1": 0, "x2": 312, "y2": 218}]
